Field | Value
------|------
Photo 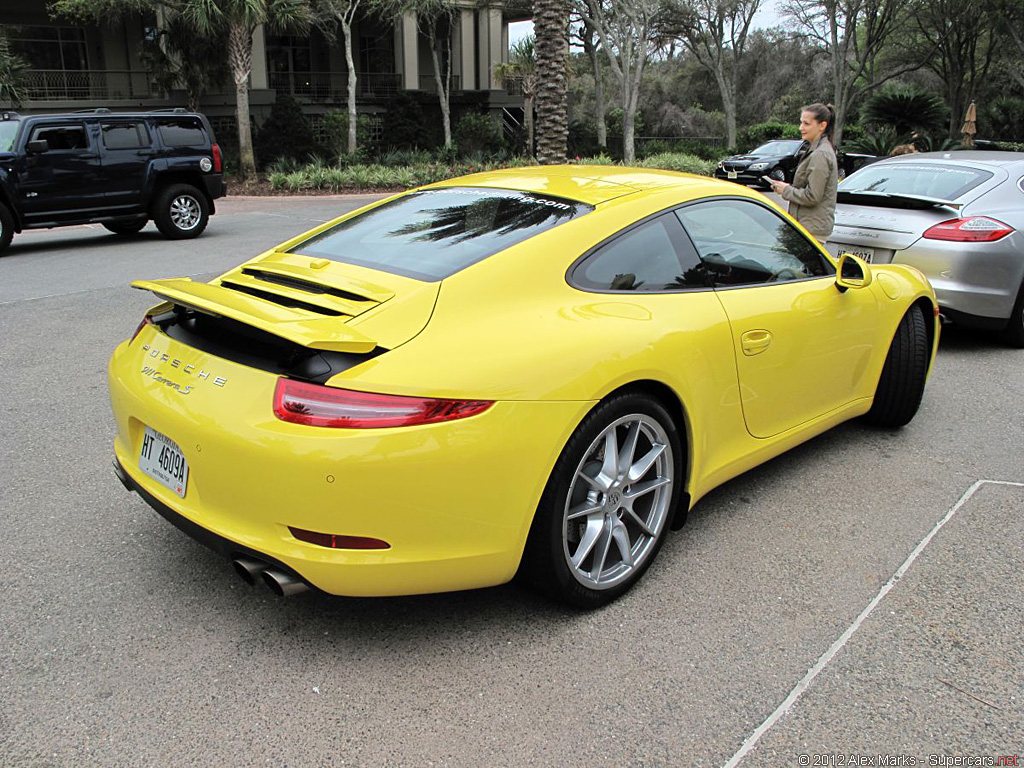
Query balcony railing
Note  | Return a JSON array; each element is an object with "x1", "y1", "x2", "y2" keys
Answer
[
  {"x1": 502, "y1": 75, "x2": 524, "y2": 96},
  {"x1": 24, "y1": 70, "x2": 154, "y2": 101},
  {"x1": 418, "y1": 74, "x2": 461, "y2": 93},
  {"x1": 269, "y1": 71, "x2": 401, "y2": 101}
]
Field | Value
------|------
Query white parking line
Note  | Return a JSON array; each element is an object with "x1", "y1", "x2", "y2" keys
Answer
[{"x1": 723, "y1": 478, "x2": 1024, "y2": 768}]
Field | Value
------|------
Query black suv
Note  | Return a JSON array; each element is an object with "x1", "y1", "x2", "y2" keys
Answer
[{"x1": 0, "y1": 108, "x2": 226, "y2": 253}]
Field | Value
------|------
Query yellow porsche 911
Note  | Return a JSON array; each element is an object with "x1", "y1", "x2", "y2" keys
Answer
[{"x1": 108, "y1": 166, "x2": 939, "y2": 607}]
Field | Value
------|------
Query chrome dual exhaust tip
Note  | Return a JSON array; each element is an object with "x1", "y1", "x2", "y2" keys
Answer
[
  {"x1": 262, "y1": 569, "x2": 310, "y2": 597},
  {"x1": 232, "y1": 557, "x2": 268, "y2": 586},
  {"x1": 232, "y1": 557, "x2": 310, "y2": 596}
]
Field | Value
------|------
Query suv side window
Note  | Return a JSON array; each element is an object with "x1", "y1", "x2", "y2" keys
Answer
[
  {"x1": 101, "y1": 121, "x2": 150, "y2": 150},
  {"x1": 157, "y1": 119, "x2": 206, "y2": 147},
  {"x1": 29, "y1": 123, "x2": 88, "y2": 151},
  {"x1": 571, "y1": 213, "x2": 709, "y2": 292},
  {"x1": 675, "y1": 199, "x2": 833, "y2": 287}
]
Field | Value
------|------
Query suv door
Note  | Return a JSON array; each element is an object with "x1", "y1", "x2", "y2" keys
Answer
[
  {"x1": 99, "y1": 120, "x2": 154, "y2": 213},
  {"x1": 18, "y1": 121, "x2": 104, "y2": 223},
  {"x1": 675, "y1": 197, "x2": 880, "y2": 439}
]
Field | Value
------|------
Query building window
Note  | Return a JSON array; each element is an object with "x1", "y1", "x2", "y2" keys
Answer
[{"x1": 8, "y1": 26, "x2": 89, "y2": 71}]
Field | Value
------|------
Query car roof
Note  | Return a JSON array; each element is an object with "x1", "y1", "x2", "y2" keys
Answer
[
  {"x1": 427, "y1": 165, "x2": 742, "y2": 206},
  {"x1": 875, "y1": 150, "x2": 1024, "y2": 171}
]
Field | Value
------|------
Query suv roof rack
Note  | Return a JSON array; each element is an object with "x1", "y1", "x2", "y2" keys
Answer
[
  {"x1": 151, "y1": 108, "x2": 191, "y2": 114},
  {"x1": 74, "y1": 107, "x2": 112, "y2": 114},
  {"x1": 1, "y1": 110, "x2": 20, "y2": 120}
]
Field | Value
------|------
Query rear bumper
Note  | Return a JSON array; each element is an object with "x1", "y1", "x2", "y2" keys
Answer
[
  {"x1": 203, "y1": 175, "x2": 226, "y2": 202},
  {"x1": 113, "y1": 456, "x2": 315, "y2": 589},
  {"x1": 891, "y1": 235, "x2": 1024, "y2": 321},
  {"x1": 108, "y1": 330, "x2": 590, "y2": 597}
]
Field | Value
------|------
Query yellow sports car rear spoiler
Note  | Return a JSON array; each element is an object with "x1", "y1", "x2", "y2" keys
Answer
[{"x1": 131, "y1": 277, "x2": 378, "y2": 354}]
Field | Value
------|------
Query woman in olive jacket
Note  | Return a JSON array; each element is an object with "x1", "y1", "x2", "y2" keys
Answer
[{"x1": 767, "y1": 103, "x2": 838, "y2": 243}]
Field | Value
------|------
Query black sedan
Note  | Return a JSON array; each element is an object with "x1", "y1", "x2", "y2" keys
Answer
[{"x1": 714, "y1": 140, "x2": 805, "y2": 187}]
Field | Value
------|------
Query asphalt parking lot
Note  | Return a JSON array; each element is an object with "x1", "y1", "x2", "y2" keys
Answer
[{"x1": 1, "y1": 195, "x2": 1021, "y2": 767}]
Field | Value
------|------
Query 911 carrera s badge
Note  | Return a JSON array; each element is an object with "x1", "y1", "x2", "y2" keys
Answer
[{"x1": 140, "y1": 344, "x2": 227, "y2": 391}]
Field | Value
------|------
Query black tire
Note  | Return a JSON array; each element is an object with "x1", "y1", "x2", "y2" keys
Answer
[
  {"x1": 0, "y1": 201, "x2": 14, "y2": 254},
  {"x1": 103, "y1": 219, "x2": 147, "y2": 236},
  {"x1": 152, "y1": 183, "x2": 209, "y2": 240},
  {"x1": 517, "y1": 392, "x2": 684, "y2": 609},
  {"x1": 1000, "y1": 281, "x2": 1024, "y2": 348},
  {"x1": 864, "y1": 305, "x2": 930, "y2": 427}
]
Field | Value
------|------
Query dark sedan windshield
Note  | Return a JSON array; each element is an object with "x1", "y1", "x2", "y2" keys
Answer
[
  {"x1": 0, "y1": 120, "x2": 19, "y2": 152},
  {"x1": 840, "y1": 162, "x2": 994, "y2": 201},
  {"x1": 751, "y1": 140, "x2": 804, "y2": 156},
  {"x1": 291, "y1": 187, "x2": 592, "y2": 281}
]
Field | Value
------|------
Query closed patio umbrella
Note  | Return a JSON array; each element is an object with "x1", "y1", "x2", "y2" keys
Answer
[{"x1": 961, "y1": 101, "x2": 977, "y2": 148}]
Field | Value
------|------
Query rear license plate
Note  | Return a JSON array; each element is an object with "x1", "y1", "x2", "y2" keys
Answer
[
  {"x1": 727, "y1": 171, "x2": 738, "y2": 179},
  {"x1": 839, "y1": 246, "x2": 874, "y2": 263},
  {"x1": 139, "y1": 426, "x2": 188, "y2": 498}
]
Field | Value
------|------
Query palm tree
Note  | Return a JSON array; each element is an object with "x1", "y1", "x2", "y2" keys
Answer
[
  {"x1": 0, "y1": 28, "x2": 28, "y2": 107},
  {"x1": 185, "y1": 0, "x2": 312, "y2": 179},
  {"x1": 533, "y1": 0, "x2": 569, "y2": 164},
  {"x1": 495, "y1": 36, "x2": 537, "y2": 157}
]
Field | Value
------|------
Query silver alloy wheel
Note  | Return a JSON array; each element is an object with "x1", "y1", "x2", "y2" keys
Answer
[
  {"x1": 562, "y1": 413, "x2": 673, "y2": 590},
  {"x1": 169, "y1": 194, "x2": 202, "y2": 231}
]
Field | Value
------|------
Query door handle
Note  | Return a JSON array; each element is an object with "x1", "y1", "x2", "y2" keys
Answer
[{"x1": 740, "y1": 329, "x2": 773, "y2": 356}]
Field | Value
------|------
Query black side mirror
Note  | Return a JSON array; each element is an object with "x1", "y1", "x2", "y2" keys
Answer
[{"x1": 26, "y1": 139, "x2": 49, "y2": 154}]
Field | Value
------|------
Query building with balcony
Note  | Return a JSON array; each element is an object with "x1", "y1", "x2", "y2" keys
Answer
[{"x1": 0, "y1": 2, "x2": 527, "y2": 146}]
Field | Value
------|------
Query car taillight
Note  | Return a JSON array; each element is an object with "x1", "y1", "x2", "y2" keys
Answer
[
  {"x1": 272, "y1": 378, "x2": 494, "y2": 429},
  {"x1": 922, "y1": 217, "x2": 1014, "y2": 242},
  {"x1": 130, "y1": 315, "x2": 152, "y2": 342},
  {"x1": 211, "y1": 142, "x2": 222, "y2": 173},
  {"x1": 289, "y1": 527, "x2": 390, "y2": 550}
]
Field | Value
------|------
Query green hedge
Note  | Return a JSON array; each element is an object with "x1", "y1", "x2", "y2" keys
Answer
[
  {"x1": 637, "y1": 152, "x2": 716, "y2": 175},
  {"x1": 265, "y1": 152, "x2": 715, "y2": 194}
]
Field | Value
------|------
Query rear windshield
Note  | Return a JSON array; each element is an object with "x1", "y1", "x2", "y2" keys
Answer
[
  {"x1": 0, "y1": 120, "x2": 18, "y2": 152},
  {"x1": 157, "y1": 119, "x2": 206, "y2": 147},
  {"x1": 752, "y1": 140, "x2": 803, "y2": 155},
  {"x1": 841, "y1": 162, "x2": 993, "y2": 201},
  {"x1": 291, "y1": 187, "x2": 593, "y2": 281}
]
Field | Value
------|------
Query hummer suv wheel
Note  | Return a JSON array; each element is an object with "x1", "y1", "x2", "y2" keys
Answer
[
  {"x1": 153, "y1": 183, "x2": 209, "y2": 240},
  {"x1": 0, "y1": 202, "x2": 14, "y2": 254}
]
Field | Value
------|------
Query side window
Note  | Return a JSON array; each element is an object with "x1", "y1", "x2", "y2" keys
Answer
[
  {"x1": 572, "y1": 214, "x2": 709, "y2": 292},
  {"x1": 101, "y1": 122, "x2": 150, "y2": 150},
  {"x1": 157, "y1": 119, "x2": 206, "y2": 147},
  {"x1": 29, "y1": 123, "x2": 88, "y2": 151},
  {"x1": 675, "y1": 199, "x2": 834, "y2": 287}
]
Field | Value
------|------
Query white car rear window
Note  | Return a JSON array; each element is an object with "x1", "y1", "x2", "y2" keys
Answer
[{"x1": 841, "y1": 163, "x2": 993, "y2": 201}]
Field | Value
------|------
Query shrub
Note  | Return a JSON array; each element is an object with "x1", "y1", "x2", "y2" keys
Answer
[
  {"x1": 378, "y1": 147, "x2": 433, "y2": 167},
  {"x1": 844, "y1": 126, "x2": 911, "y2": 155},
  {"x1": 572, "y1": 154, "x2": 615, "y2": 165},
  {"x1": 454, "y1": 112, "x2": 505, "y2": 158},
  {"x1": 567, "y1": 121, "x2": 603, "y2": 159},
  {"x1": 638, "y1": 153, "x2": 715, "y2": 176},
  {"x1": 861, "y1": 84, "x2": 948, "y2": 137},
  {"x1": 981, "y1": 97, "x2": 1024, "y2": 142},
  {"x1": 255, "y1": 94, "x2": 321, "y2": 167},
  {"x1": 382, "y1": 91, "x2": 434, "y2": 150}
]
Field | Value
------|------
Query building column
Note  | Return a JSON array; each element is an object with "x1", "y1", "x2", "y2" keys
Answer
[
  {"x1": 459, "y1": 9, "x2": 476, "y2": 91},
  {"x1": 401, "y1": 12, "x2": 419, "y2": 90},
  {"x1": 476, "y1": 7, "x2": 503, "y2": 90},
  {"x1": 251, "y1": 25, "x2": 269, "y2": 90}
]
